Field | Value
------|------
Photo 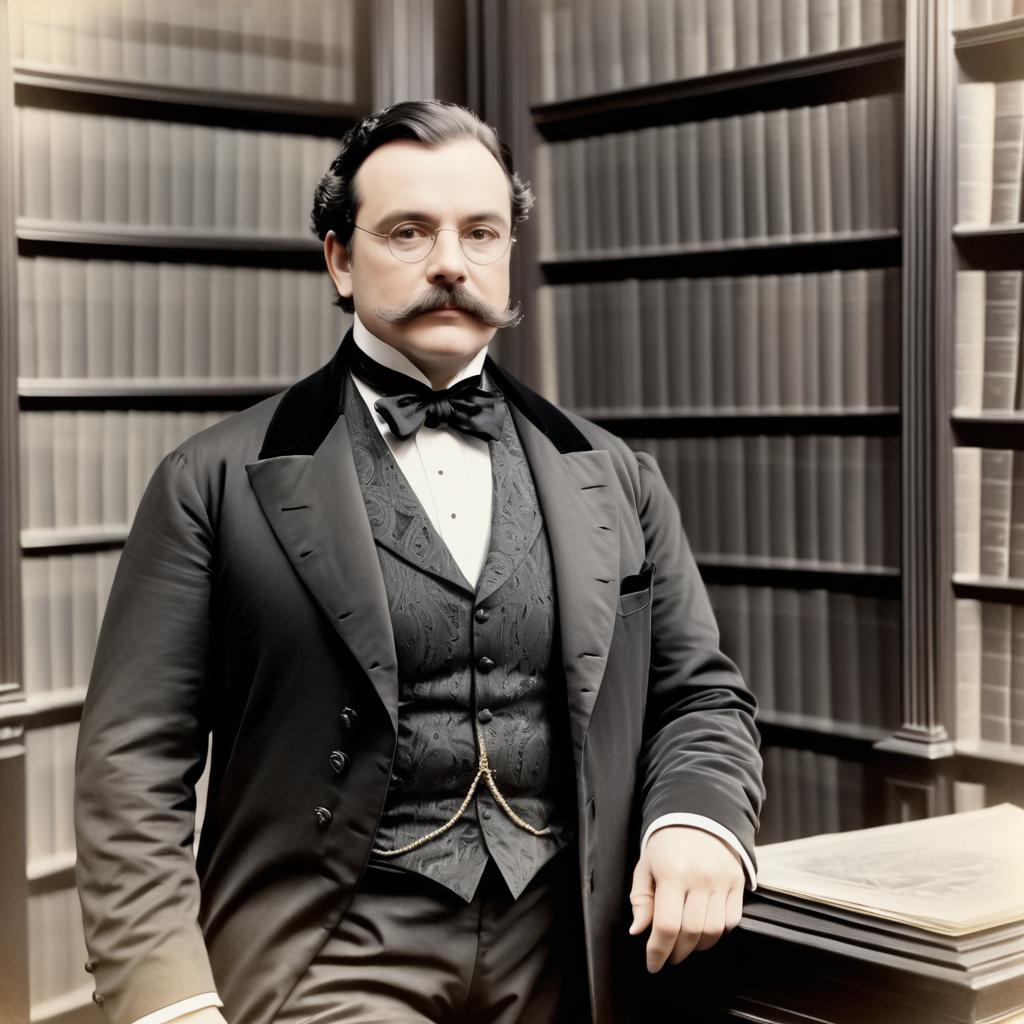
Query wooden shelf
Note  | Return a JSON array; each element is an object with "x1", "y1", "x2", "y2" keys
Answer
[
  {"x1": 539, "y1": 231, "x2": 902, "y2": 282},
  {"x1": 531, "y1": 40, "x2": 904, "y2": 140},
  {"x1": 953, "y1": 574, "x2": 1024, "y2": 603},
  {"x1": 20, "y1": 389, "x2": 273, "y2": 412},
  {"x1": 697, "y1": 556, "x2": 900, "y2": 596},
  {"x1": 21, "y1": 526, "x2": 128, "y2": 552},
  {"x1": 13, "y1": 61, "x2": 365, "y2": 134},
  {"x1": 757, "y1": 709, "x2": 890, "y2": 745},
  {"x1": 16, "y1": 217, "x2": 323, "y2": 264},
  {"x1": 954, "y1": 15, "x2": 1024, "y2": 50},
  {"x1": 27, "y1": 851, "x2": 76, "y2": 896},
  {"x1": 0, "y1": 688, "x2": 87, "y2": 730},
  {"x1": 950, "y1": 413, "x2": 1024, "y2": 447},
  {"x1": 954, "y1": 738, "x2": 1024, "y2": 768},
  {"x1": 953, "y1": 222, "x2": 1024, "y2": 238},
  {"x1": 587, "y1": 408, "x2": 900, "y2": 437},
  {"x1": 19, "y1": 377, "x2": 293, "y2": 399}
]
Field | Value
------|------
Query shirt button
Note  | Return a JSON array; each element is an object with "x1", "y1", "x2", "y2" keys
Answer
[
  {"x1": 84, "y1": 960, "x2": 95, "y2": 973},
  {"x1": 92, "y1": 992, "x2": 105, "y2": 1007},
  {"x1": 478, "y1": 708, "x2": 493, "y2": 723},
  {"x1": 474, "y1": 607, "x2": 489, "y2": 624},
  {"x1": 477, "y1": 656, "x2": 495, "y2": 672},
  {"x1": 314, "y1": 806, "x2": 333, "y2": 828}
]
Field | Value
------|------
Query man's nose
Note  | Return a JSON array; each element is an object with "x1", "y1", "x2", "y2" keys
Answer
[{"x1": 425, "y1": 228, "x2": 468, "y2": 283}]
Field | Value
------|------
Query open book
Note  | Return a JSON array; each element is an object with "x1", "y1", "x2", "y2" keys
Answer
[{"x1": 755, "y1": 802, "x2": 1024, "y2": 936}]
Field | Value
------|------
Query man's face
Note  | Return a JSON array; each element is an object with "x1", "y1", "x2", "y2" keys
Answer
[{"x1": 325, "y1": 136, "x2": 514, "y2": 381}]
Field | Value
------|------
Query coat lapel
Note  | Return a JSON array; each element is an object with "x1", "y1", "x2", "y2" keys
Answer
[
  {"x1": 505, "y1": 404, "x2": 620, "y2": 760},
  {"x1": 245, "y1": 329, "x2": 621, "y2": 753}
]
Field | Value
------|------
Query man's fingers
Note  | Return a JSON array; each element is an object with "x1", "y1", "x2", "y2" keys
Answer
[
  {"x1": 724, "y1": 886, "x2": 744, "y2": 933},
  {"x1": 668, "y1": 889, "x2": 709, "y2": 964},
  {"x1": 646, "y1": 882, "x2": 685, "y2": 972},
  {"x1": 694, "y1": 889, "x2": 726, "y2": 951},
  {"x1": 629, "y1": 859, "x2": 655, "y2": 935}
]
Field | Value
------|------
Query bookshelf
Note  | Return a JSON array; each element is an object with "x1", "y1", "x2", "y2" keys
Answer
[
  {"x1": 949, "y1": 2, "x2": 1024, "y2": 773},
  {"x1": 515, "y1": 0, "x2": 1024, "y2": 851},
  {"x1": 0, "y1": 0, "x2": 375, "y2": 1018}
]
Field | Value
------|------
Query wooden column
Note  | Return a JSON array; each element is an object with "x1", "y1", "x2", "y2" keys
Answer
[
  {"x1": 876, "y1": 0, "x2": 956, "y2": 797},
  {"x1": 0, "y1": 0, "x2": 32, "y2": 1016}
]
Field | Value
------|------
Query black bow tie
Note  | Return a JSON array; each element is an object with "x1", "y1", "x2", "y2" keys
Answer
[{"x1": 349, "y1": 338, "x2": 507, "y2": 443}]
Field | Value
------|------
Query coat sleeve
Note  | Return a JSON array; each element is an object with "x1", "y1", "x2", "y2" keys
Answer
[
  {"x1": 74, "y1": 446, "x2": 219, "y2": 1023},
  {"x1": 631, "y1": 448, "x2": 765, "y2": 877}
]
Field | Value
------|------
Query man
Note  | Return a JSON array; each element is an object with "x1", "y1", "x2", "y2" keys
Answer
[{"x1": 74, "y1": 100, "x2": 764, "y2": 1024}]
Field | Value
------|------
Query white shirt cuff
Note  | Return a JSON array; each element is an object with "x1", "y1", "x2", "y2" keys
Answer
[
  {"x1": 128, "y1": 992, "x2": 223, "y2": 1024},
  {"x1": 641, "y1": 813, "x2": 757, "y2": 891}
]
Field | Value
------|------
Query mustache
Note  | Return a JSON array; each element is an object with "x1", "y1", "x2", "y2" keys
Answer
[{"x1": 369, "y1": 284, "x2": 524, "y2": 329}]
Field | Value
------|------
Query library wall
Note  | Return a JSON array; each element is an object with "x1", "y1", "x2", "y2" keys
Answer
[
  {"x1": 3, "y1": 0, "x2": 1024, "y2": 1021},
  {"x1": 0, "y1": 0, "x2": 483, "y2": 1013}
]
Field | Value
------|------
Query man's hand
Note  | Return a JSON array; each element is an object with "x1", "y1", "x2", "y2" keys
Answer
[{"x1": 628, "y1": 825, "x2": 745, "y2": 973}]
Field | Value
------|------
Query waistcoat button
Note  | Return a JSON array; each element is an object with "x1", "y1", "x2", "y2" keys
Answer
[
  {"x1": 338, "y1": 707, "x2": 358, "y2": 729},
  {"x1": 328, "y1": 750, "x2": 350, "y2": 775},
  {"x1": 92, "y1": 992, "x2": 105, "y2": 1007},
  {"x1": 84, "y1": 960, "x2": 95, "y2": 973},
  {"x1": 314, "y1": 806, "x2": 333, "y2": 827},
  {"x1": 477, "y1": 656, "x2": 495, "y2": 672},
  {"x1": 477, "y1": 708, "x2": 493, "y2": 723},
  {"x1": 474, "y1": 607, "x2": 489, "y2": 623}
]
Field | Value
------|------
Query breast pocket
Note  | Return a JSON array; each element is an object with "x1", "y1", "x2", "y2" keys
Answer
[{"x1": 617, "y1": 559, "x2": 656, "y2": 616}]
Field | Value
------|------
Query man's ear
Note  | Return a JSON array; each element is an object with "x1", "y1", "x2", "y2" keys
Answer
[{"x1": 324, "y1": 230, "x2": 354, "y2": 306}]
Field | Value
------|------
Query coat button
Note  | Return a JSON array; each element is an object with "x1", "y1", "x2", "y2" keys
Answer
[
  {"x1": 477, "y1": 656, "x2": 495, "y2": 672},
  {"x1": 477, "y1": 708, "x2": 493, "y2": 723},
  {"x1": 328, "y1": 750, "x2": 350, "y2": 775},
  {"x1": 314, "y1": 806, "x2": 332, "y2": 827},
  {"x1": 482, "y1": 810, "x2": 492, "y2": 820},
  {"x1": 84, "y1": 959, "x2": 95, "y2": 973},
  {"x1": 338, "y1": 706, "x2": 358, "y2": 729},
  {"x1": 474, "y1": 607, "x2": 489, "y2": 623},
  {"x1": 92, "y1": 992, "x2": 105, "y2": 1007}
]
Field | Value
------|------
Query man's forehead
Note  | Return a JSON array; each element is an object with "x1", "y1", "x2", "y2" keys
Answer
[{"x1": 355, "y1": 138, "x2": 512, "y2": 222}]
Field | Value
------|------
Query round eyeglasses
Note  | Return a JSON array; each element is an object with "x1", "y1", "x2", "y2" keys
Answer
[{"x1": 351, "y1": 221, "x2": 516, "y2": 265}]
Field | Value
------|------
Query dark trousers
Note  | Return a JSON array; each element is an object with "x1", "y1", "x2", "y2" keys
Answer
[{"x1": 274, "y1": 844, "x2": 592, "y2": 1024}]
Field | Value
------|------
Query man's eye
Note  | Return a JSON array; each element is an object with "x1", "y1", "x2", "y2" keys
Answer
[
  {"x1": 467, "y1": 226, "x2": 499, "y2": 241},
  {"x1": 394, "y1": 224, "x2": 430, "y2": 239}
]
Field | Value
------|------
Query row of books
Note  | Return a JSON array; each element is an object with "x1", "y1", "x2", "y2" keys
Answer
[
  {"x1": 9, "y1": 0, "x2": 367, "y2": 104},
  {"x1": 17, "y1": 258, "x2": 350, "y2": 382},
  {"x1": 955, "y1": 271, "x2": 1024, "y2": 412},
  {"x1": 17, "y1": 108, "x2": 339, "y2": 235},
  {"x1": 957, "y1": 81, "x2": 1024, "y2": 227},
  {"x1": 21, "y1": 551, "x2": 121, "y2": 695},
  {"x1": 536, "y1": 96, "x2": 903, "y2": 258},
  {"x1": 756, "y1": 745, "x2": 868, "y2": 845},
  {"x1": 27, "y1": 887, "x2": 89, "y2": 1010},
  {"x1": 707, "y1": 584, "x2": 900, "y2": 729},
  {"x1": 24, "y1": 722, "x2": 78, "y2": 864},
  {"x1": 630, "y1": 435, "x2": 901, "y2": 569},
  {"x1": 542, "y1": 270, "x2": 901, "y2": 414},
  {"x1": 953, "y1": 447, "x2": 1024, "y2": 580},
  {"x1": 956, "y1": 599, "x2": 1024, "y2": 747},
  {"x1": 20, "y1": 412, "x2": 228, "y2": 535},
  {"x1": 532, "y1": 0, "x2": 905, "y2": 105},
  {"x1": 955, "y1": 0, "x2": 1024, "y2": 29}
]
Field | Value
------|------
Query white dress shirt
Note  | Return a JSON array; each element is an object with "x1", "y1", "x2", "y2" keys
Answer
[{"x1": 128, "y1": 313, "x2": 754, "y2": 1024}]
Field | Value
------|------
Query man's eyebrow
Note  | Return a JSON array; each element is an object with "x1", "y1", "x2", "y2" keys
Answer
[{"x1": 374, "y1": 210, "x2": 509, "y2": 229}]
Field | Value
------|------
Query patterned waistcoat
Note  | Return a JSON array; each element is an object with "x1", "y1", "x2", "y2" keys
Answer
[{"x1": 343, "y1": 369, "x2": 576, "y2": 903}]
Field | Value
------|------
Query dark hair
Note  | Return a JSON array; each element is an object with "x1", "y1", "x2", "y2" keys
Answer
[{"x1": 310, "y1": 99, "x2": 534, "y2": 313}]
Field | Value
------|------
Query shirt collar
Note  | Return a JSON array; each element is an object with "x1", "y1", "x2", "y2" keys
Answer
[{"x1": 352, "y1": 311, "x2": 490, "y2": 391}]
